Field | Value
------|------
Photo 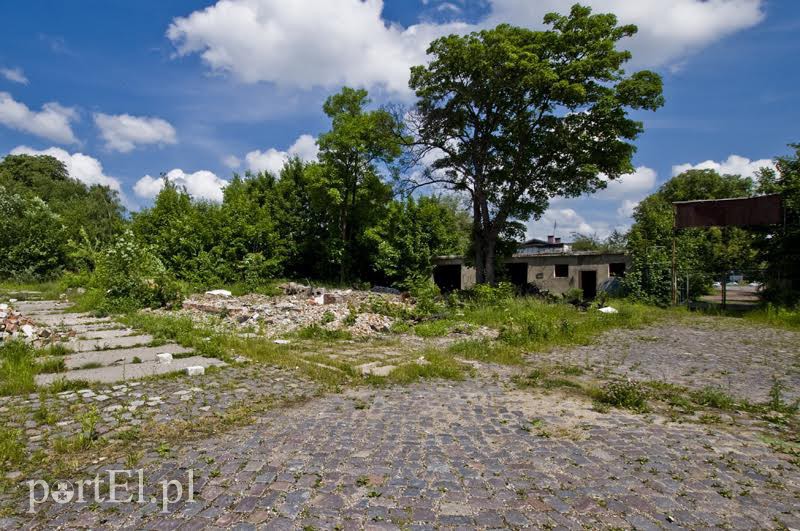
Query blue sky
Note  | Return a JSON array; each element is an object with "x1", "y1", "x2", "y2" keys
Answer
[{"x1": 0, "y1": 0, "x2": 798, "y2": 239}]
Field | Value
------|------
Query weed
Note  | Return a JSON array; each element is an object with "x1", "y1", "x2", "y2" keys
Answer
[
  {"x1": 595, "y1": 380, "x2": 649, "y2": 412},
  {"x1": 36, "y1": 357, "x2": 67, "y2": 374},
  {"x1": 0, "y1": 428, "x2": 24, "y2": 468},
  {"x1": 79, "y1": 362, "x2": 103, "y2": 370},
  {"x1": 691, "y1": 387, "x2": 736, "y2": 410},
  {"x1": 294, "y1": 325, "x2": 352, "y2": 341},
  {"x1": 0, "y1": 340, "x2": 36, "y2": 395}
]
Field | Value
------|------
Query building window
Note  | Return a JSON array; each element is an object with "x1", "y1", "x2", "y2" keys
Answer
[
  {"x1": 554, "y1": 264, "x2": 569, "y2": 278},
  {"x1": 609, "y1": 262, "x2": 626, "y2": 277}
]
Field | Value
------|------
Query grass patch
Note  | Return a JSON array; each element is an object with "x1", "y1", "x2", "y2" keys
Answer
[
  {"x1": 118, "y1": 313, "x2": 224, "y2": 358},
  {"x1": 515, "y1": 367, "x2": 583, "y2": 391},
  {"x1": 0, "y1": 341, "x2": 36, "y2": 396},
  {"x1": 36, "y1": 357, "x2": 67, "y2": 374},
  {"x1": 413, "y1": 319, "x2": 455, "y2": 338},
  {"x1": 369, "y1": 350, "x2": 466, "y2": 385},
  {"x1": 293, "y1": 325, "x2": 352, "y2": 341},
  {"x1": 0, "y1": 428, "x2": 24, "y2": 470},
  {"x1": 742, "y1": 305, "x2": 800, "y2": 331},
  {"x1": 691, "y1": 386, "x2": 736, "y2": 410},
  {"x1": 447, "y1": 340, "x2": 523, "y2": 365},
  {"x1": 0, "y1": 280, "x2": 62, "y2": 301},
  {"x1": 461, "y1": 298, "x2": 665, "y2": 353}
]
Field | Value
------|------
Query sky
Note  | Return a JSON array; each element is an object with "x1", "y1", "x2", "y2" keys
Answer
[{"x1": 0, "y1": 0, "x2": 798, "y2": 240}]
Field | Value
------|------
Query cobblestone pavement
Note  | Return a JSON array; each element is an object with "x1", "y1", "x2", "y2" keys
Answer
[
  {"x1": 535, "y1": 317, "x2": 800, "y2": 403},
  {"x1": 6, "y1": 380, "x2": 799, "y2": 529},
  {"x1": 2, "y1": 317, "x2": 799, "y2": 529},
  {"x1": 0, "y1": 363, "x2": 319, "y2": 460}
]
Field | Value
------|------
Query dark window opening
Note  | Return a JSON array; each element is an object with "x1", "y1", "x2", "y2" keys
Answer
[
  {"x1": 433, "y1": 264, "x2": 462, "y2": 292},
  {"x1": 509, "y1": 263, "x2": 528, "y2": 286},
  {"x1": 609, "y1": 262, "x2": 626, "y2": 277},
  {"x1": 581, "y1": 270, "x2": 598, "y2": 299},
  {"x1": 554, "y1": 264, "x2": 569, "y2": 278}
]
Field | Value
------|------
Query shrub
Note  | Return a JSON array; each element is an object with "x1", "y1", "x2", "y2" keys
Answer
[
  {"x1": 596, "y1": 380, "x2": 649, "y2": 412},
  {"x1": 464, "y1": 282, "x2": 515, "y2": 305},
  {"x1": 0, "y1": 187, "x2": 66, "y2": 280},
  {"x1": 90, "y1": 231, "x2": 181, "y2": 312},
  {"x1": 407, "y1": 276, "x2": 444, "y2": 316}
]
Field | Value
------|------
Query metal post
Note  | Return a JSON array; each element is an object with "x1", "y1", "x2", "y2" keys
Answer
[{"x1": 671, "y1": 206, "x2": 677, "y2": 306}]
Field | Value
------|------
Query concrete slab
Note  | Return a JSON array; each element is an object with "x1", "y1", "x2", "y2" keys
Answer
[
  {"x1": 67, "y1": 335, "x2": 154, "y2": 352},
  {"x1": 55, "y1": 344, "x2": 193, "y2": 370},
  {"x1": 34, "y1": 314, "x2": 113, "y2": 327},
  {"x1": 36, "y1": 356, "x2": 227, "y2": 385},
  {"x1": 73, "y1": 328, "x2": 137, "y2": 340},
  {"x1": 13, "y1": 301, "x2": 71, "y2": 311},
  {"x1": 69, "y1": 322, "x2": 125, "y2": 333}
]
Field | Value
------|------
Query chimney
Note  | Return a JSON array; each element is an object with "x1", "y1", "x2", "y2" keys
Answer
[
  {"x1": 555, "y1": 237, "x2": 561, "y2": 244},
  {"x1": 547, "y1": 235, "x2": 555, "y2": 244}
]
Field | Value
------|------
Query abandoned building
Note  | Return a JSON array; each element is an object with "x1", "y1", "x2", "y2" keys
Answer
[{"x1": 433, "y1": 236, "x2": 630, "y2": 298}]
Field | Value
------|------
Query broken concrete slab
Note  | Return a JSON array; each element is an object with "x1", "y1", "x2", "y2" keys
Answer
[
  {"x1": 73, "y1": 328, "x2": 138, "y2": 340},
  {"x1": 35, "y1": 356, "x2": 227, "y2": 385},
  {"x1": 67, "y1": 334, "x2": 154, "y2": 352},
  {"x1": 185, "y1": 366, "x2": 205, "y2": 376},
  {"x1": 32, "y1": 313, "x2": 113, "y2": 327},
  {"x1": 53, "y1": 344, "x2": 192, "y2": 370},
  {"x1": 156, "y1": 352, "x2": 173, "y2": 363},
  {"x1": 355, "y1": 361, "x2": 397, "y2": 377}
]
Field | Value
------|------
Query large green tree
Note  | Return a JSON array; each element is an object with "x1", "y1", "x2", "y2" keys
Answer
[
  {"x1": 625, "y1": 169, "x2": 757, "y2": 304},
  {"x1": 0, "y1": 154, "x2": 125, "y2": 249},
  {"x1": 407, "y1": 4, "x2": 663, "y2": 284},
  {"x1": 755, "y1": 144, "x2": 800, "y2": 304},
  {"x1": 317, "y1": 87, "x2": 404, "y2": 282}
]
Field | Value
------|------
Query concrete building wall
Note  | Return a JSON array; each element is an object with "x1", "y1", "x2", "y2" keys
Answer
[{"x1": 433, "y1": 252, "x2": 630, "y2": 296}]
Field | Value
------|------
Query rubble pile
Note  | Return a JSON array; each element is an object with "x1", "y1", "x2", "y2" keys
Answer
[
  {"x1": 0, "y1": 302, "x2": 74, "y2": 345},
  {"x1": 174, "y1": 283, "x2": 410, "y2": 338}
]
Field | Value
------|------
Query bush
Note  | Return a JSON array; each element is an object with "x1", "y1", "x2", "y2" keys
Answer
[
  {"x1": 463, "y1": 282, "x2": 515, "y2": 305},
  {"x1": 0, "y1": 187, "x2": 66, "y2": 280},
  {"x1": 90, "y1": 231, "x2": 181, "y2": 312},
  {"x1": 407, "y1": 276, "x2": 444, "y2": 316},
  {"x1": 596, "y1": 379, "x2": 649, "y2": 412}
]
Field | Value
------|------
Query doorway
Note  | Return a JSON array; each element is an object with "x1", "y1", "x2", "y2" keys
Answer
[
  {"x1": 580, "y1": 270, "x2": 597, "y2": 299},
  {"x1": 509, "y1": 263, "x2": 528, "y2": 287}
]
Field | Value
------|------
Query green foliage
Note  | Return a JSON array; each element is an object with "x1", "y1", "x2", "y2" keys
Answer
[
  {"x1": 0, "y1": 154, "x2": 125, "y2": 276},
  {"x1": 365, "y1": 195, "x2": 470, "y2": 287},
  {"x1": 625, "y1": 169, "x2": 758, "y2": 304},
  {"x1": 408, "y1": 5, "x2": 663, "y2": 283},
  {"x1": 595, "y1": 380, "x2": 649, "y2": 412},
  {"x1": 0, "y1": 427, "x2": 24, "y2": 468},
  {"x1": 407, "y1": 276, "x2": 444, "y2": 316},
  {"x1": 0, "y1": 186, "x2": 66, "y2": 280},
  {"x1": 755, "y1": 144, "x2": 800, "y2": 304},
  {"x1": 691, "y1": 386, "x2": 736, "y2": 410},
  {"x1": 90, "y1": 231, "x2": 180, "y2": 312},
  {"x1": 0, "y1": 340, "x2": 36, "y2": 396}
]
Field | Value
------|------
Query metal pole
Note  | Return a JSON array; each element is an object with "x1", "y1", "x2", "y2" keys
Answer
[{"x1": 671, "y1": 206, "x2": 677, "y2": 306}]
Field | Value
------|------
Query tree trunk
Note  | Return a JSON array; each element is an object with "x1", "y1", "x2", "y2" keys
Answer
[
  {"x1": 484, "y1": 235, "x2": 497, "y2": 286},
  {"x1": 472, "y1": 200, "x2": 486, "y2": 284}
]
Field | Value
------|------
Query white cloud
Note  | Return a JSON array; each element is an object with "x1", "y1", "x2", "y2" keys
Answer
[
  {"x1": 8, "y1": 145, "x2": 135, "y2": 209},
  {"x1": 0, "y1": 92, "x2": 78, "y2": 144},
  {"x1": 486, "y1": 1, "x2": 764, "y2": 70},
  {"x1": 527, "y1": 208, "x2": 598, "y2": 240},
  {"x1": 94, "y1": 113, "x2": 178, "y2": 153},
  {"x1": 245, "y1": 133, "x2": 319, "y2": 174},
  {"x1": 617, "y1": 199, "x2": 639, "y2": 218},
  {"x1": 672, "y1": 154, "x2": 775, "y2": 179},
  {"x1": 9, "y1": 145, "x2": 121, "y2": 192},
  {"x1": 0, "y1": 67, "x2": 28, "y2": 85},
  {"x1": 134, "y1": 169, "x2": 229, "y2": 202},
  {"x1": 223, "y1": 155, "x2": 241, "y2": 168},
  {"x1": 595, "y1": 166, "x2": 657, "y2": 200},
  {"x1": 167, "y1": 0, "x2": 764, "y2": 94}
]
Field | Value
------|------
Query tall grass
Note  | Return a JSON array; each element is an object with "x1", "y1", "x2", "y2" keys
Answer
[
  {"x1": 0, "y1": 341, "x2": 37, "y2": 395},
  {"x1": 742, "y1": 305, "x2": 800, "y2": 331},
  {"x1": 461, "y1": 298, "x2": 663, "y2": 353}
]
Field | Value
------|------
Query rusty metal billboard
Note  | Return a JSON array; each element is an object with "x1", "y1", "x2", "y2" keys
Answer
[{"x1": 674, "y1": 194, "x2": 783, "y2": 229}]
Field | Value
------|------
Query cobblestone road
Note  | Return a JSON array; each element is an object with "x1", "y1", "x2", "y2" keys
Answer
[{"x1": 4, "y1": 317, "x2": 800, "y2": 530}]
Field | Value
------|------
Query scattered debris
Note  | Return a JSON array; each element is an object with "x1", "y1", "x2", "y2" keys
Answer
[
  {"x1": 205, "y1": 289, "x2": 232, "y2": 297},
  {"x1": 274, "y1": 339, "x2": 291, "y2": 345},
  {"x1": 598, "y1": 307, "x2": 619, "y2": 314},
  {"x1": 171, "y1": 288, "x2": 410, "y2": 338},
  {"x1": 0, "y1": 303, "x2": 76, "y2": 345},
  {"x1": 157, "y1": 353, "x2": 174, "y2": 363},
  {"x1": 185, "y1": 366, "x2": 205, "y2": 376}
]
